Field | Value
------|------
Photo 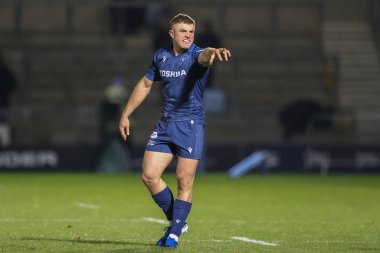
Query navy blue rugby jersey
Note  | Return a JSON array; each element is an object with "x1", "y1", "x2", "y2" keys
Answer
[{"x1": 145, "y1": 43, "x2": 209, "y2": 121}]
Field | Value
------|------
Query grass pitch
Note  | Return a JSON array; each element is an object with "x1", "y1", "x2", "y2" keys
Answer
[{"x1": 0, "y1": 173, "x2": 379, "y2": 253}]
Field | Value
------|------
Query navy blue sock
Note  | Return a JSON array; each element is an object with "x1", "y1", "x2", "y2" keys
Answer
[
  {"x1": 170, "y1": 199, "x2": 192, "y2": 237},
  {"x1": 152, "y1": 186, "x2": 174, "y2": 221}
]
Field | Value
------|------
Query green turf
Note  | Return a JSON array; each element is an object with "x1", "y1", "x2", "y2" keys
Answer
[{"x1": 0, "y1": 173, "x2": 379, "y2": 253}]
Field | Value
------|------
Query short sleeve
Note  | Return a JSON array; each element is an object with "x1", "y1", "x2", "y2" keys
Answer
[
  {"x1": 145, "y1": 51, "x2": 161, "y2": 81},
  {"x1": 192, "y1": 46, "x2": 208, "y2": 69},
  {"x1": 192, "y1": 47, "x2": 204, "y2": 62}
]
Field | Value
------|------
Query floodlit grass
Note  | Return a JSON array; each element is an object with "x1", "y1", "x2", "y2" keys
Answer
[{"x1": 0, "y1": 173, "x2": 379, "y2": 252}]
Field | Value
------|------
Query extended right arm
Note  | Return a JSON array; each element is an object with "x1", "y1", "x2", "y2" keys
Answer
[{"x1": 119, "y1": 76, "x2": 153, "y2": 141}]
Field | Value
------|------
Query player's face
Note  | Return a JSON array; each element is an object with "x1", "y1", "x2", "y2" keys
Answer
[{"x1": 169, "y1": 23, "x2": 195, "y2": 52}]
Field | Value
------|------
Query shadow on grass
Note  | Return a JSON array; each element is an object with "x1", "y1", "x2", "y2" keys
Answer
[
  {"x1": 22, "y1": 237, "x2": 152, "y2": 246},
  {"x1": 21, "y1": 237, "x2": 173, "y2": 253},
  {"x1": 108, "y1": 248, "x2": 170, "y2": 253},
  {"x1": 21, "y1": 237, "x2": 168, "y2": 252}
]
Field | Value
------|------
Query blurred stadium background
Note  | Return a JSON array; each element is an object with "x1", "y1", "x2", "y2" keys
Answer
[{"x1": 1, "y1": 0, "x2": 380, "y2": 174}]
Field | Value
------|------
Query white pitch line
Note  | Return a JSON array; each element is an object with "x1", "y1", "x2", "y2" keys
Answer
[
  {"x1": 230, "y1": 236, "x2": 277, "y2": 246},
  {"x1": 142, "y1": 217, "x2": 168, "y2": 224},
  {"x1": 75, "y1": 202, "x2": 99, "y2": 210}
]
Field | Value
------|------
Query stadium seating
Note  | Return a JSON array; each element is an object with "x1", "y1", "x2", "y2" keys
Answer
[{"x1": 0, "y1": 0, "x2": 377, "y2": 146}]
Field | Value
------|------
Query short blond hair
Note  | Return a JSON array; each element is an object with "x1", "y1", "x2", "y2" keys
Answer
[{"x1": 170, "y1": 13, "x2": 195, "y2": 28}]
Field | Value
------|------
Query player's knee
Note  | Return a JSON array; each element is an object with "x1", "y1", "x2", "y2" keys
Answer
[
  {"x1": 177, "y1": 174, "x2": 193, "y2": 190},
  {"x1": 177, "y1": 171, "x2": 193, "y2": 182},
  {"x1": 141, "y1": 172, "x2": 159, "y2": 187}
]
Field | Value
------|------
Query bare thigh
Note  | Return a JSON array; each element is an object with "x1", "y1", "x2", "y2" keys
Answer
[
  {"x1": 142, "y1": 151, "x2": 174, "y2": 195},
  {"x1": 176, "y1": 157, "x2": 199, "y2": 202}
]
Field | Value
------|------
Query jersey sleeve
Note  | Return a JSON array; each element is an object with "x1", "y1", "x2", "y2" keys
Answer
[
  {"x1": 192, "y1": 46, "x2": 204, "y2": 62},
  {"x1": 192, "y1": 46, "x2": 209, "y2": 69},
  {"x1": 145, "y1": 51, "x2": 161, "y2": 81}
]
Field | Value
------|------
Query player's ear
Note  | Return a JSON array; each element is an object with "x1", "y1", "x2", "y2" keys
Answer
[{"x1": 169, "y1": 30, "x2": 174, "y2": 39}]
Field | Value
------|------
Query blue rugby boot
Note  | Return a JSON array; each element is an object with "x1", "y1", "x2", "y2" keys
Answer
[
  {"x1": 156, "y1": 223, "x2": 188, "y2": 246},
  {"x1": 165, "y1": 234, "x2": 178, "y2": 248},
  {"x1": 156, "y1": 226, "x2": 170, "y2": 246}
]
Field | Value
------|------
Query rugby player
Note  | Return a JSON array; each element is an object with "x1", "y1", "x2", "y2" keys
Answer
[{"x1": 119, "y1": 13, "x2": 231, "y2": 248}]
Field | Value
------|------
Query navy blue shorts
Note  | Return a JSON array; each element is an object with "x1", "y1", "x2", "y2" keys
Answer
[{"x1": 145, "y1": 119, "x2": 204, "y2": 159}]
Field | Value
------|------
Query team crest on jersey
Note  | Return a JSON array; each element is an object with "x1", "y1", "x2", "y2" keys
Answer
[{"x1": 159, "y1": 70, "x2": 187, "y2": 78}]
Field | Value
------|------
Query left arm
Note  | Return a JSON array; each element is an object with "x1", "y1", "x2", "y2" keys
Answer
[{"x1": 197, "y1": 47, "x2": 231, "y2": 67}]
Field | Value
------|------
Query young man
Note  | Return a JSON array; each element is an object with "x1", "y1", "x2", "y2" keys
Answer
[{"x1": 119, "y1": 13, "x2": 231, "y2": 248}]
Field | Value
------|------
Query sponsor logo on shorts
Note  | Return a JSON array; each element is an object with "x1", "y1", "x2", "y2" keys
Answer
[
  {"x1": 150, "y1": 132, "x2": 158, "y2": 139},
  {"x1": 187, "y1": 147, "x2": 193, "y2": 154}
]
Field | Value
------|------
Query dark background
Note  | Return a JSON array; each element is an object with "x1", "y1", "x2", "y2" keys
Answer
[{"x1": 1, "y1": 0, "x2": 380, "y2": 173}]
